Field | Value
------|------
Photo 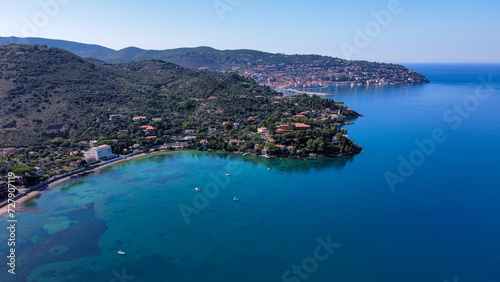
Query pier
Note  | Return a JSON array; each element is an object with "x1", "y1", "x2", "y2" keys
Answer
[{"x1": 280, "y1": 88, "x2": 334, "y2": 96}]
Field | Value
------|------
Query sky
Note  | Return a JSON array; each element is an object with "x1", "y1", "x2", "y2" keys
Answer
[{"x1": 0, "y1": 0, "x2": 499, "y2": 63}]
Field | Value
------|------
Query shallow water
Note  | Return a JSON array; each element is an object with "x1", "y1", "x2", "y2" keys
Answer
[{"x1": 0, "y1": 64, "x2": 499, "y2": 281}]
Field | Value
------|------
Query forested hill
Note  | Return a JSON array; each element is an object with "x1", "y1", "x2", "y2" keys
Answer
[
  {"x1": 0, "y1": 37, "x2": 430, "y2": 89},
  {"x1": 0, "y1": 44, "x2": 354, "y2": 147}
]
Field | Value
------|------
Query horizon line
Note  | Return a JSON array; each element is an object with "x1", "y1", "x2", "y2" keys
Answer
[{"x1": 2, "y1": 35, "x2": 500, "y2": 65}]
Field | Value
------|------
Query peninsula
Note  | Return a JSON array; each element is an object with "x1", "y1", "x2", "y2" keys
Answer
[
  {"x1": 0, "y1": 37, "x2": 430, "y2": 90},
  {"x1": 0, "y1": 44, "x2": 360, "y2": 187}
]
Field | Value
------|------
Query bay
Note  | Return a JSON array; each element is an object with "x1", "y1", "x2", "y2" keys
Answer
[{"x1": 1, "y1": 64, "x2": 499, "y2": 281}]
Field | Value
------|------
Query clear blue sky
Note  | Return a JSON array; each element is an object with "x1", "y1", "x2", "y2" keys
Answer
[{"x1": 1, "y1": 0, "x2": 499, "y2": 63}]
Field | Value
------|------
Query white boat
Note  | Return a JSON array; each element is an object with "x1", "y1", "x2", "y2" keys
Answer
[
  {"x1": 118, "y1": 251, "x2": 125, "y2": 255},
  {"x1": 267, "y1": 167, "x2": 271, "y2": 170},
  {"x1": 233, "y1": 197, "x2": 239, "y2": 201},
  {"x1": 195, "y1": 188, "x2": 201, "y2": 192},
  {"x1": 226, "y1": 173, "x2": 230, "y2": 176}
]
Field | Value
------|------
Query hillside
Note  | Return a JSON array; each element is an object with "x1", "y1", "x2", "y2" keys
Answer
[
  {"x1": 0, "y1": 37, "x2": 429, "y2": 89},
  {"x1": 0, "y1": 44, "x2": 359, "y2": 149}
]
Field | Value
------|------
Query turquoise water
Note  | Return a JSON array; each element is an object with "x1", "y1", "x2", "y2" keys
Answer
[{"x1": 1, "y1": 64, "x2": 499, "y2": 281}]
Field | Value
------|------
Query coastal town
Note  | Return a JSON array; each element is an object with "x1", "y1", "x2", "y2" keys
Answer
[
  {"x1": 210, "y1": 55, "x2": 430, "y2": 89},
  {"x1": 0, "y1": 45, "x2": 362, "y2": 209}
]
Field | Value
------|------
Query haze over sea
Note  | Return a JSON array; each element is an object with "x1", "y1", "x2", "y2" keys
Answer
[{"x1": 1, "y1": 64, "x2": 499, "y2": 282}]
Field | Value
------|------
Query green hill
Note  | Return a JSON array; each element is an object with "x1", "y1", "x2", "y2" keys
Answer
[
  {"x1": 0, "y1": 37, "x2": 429, "y2": 88},
  {"x1": 0, "y1": 44, "x2": 355, "y2": 148}
]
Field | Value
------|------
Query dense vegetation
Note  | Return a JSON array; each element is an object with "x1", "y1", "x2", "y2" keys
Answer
[{"x1": 0, "y1": 44, "x2": 362, "y2": 179}]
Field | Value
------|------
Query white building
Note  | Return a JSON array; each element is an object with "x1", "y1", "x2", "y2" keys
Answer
[
  {"x1": 83, "y1": 156, "x2": 98, "y2": 164},
  {"x1": 258, "y1": 127, "x2": 268, "y2": 133},
  {"x1": 89, "y1": 145, "x2": 116, "y2": 161}
]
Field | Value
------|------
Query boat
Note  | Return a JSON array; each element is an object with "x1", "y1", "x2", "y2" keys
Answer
[
  {"x1": 267, "y1": 167, "x2": 271, "y2": 171},
  {"x1": 118, "y1": 251, "x2": 125, "y2": 255},
  {"x1": 225, "y1": 173, "x2": 230, "y2": 176},
  {"x1": 243, "y1": 153, "x2": 248, "y2": 156},
  {"x1": 195, "y1": 188, "x2": 201, "y2": 192},
  {"x1": 233, "y1": 197, "x2": 239, "y2": 201}
]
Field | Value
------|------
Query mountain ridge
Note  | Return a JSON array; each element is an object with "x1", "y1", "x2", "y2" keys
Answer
[{"x1": 0, "y1": 36, "x2": 430, "y2": 88}]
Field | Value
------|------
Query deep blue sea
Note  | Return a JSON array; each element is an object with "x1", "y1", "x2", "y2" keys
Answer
[{"x1": 1, "y1": 64, "x2": 499, "y2": 282}]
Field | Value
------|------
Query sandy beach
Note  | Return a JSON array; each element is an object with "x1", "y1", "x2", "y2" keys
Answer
[
  {"x1": 0, "y1": 151, "x2": 157, "y2": 217},
  {"x1": 45, "y1": 152, "x2": 150, "y2": 189},
  {"x1": 0, "y1": 192, "x2": 42, "y2": 216}
]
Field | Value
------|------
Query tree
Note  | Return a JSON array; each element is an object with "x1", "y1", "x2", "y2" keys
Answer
[{"x1": 12, "y1": 165, "x2": 36, "y2": 175}]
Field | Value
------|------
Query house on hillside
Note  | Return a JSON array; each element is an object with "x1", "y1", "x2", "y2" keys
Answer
[
  {"x1": 139, "y1": 125, "x2": 156, "y2": 135},
  {"x1": 133, "y1": 116, "x2": 147, "y2": 122},
  {"x1": 229, "y1": 139, "x2": 245, "y2": 146},
  {"x1": 277, "y1": 124, "x2": 294, "y2": 133},
  {"x1": 293, "y1": 123, "x2": 311, "y2": 130},
  {"x1": 34, "y1": 167, "x2": 44, "y2": 175},
  {"x1": 258, "y1": 127, "x2": 268, "y2": 133}
]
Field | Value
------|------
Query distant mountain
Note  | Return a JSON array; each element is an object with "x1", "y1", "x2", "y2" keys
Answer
[
  {"x1": 0, "y1": 36, "x2": 116, "y2": 60},
  {"x1": 0, "y1": 37, "x2": 430, "y2": 88}
]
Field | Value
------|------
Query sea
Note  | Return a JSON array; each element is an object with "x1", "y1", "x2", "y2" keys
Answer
[{"x1": 0, "y1": 64, "x2": 499, "y2": 282}]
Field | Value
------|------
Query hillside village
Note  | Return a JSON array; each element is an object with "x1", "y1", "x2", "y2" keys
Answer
[
  {"x1": 229, "y1": 57, "x2": 430, "y2": 89},
  {"x1": 0, "y1": 94, "x2": 360, "y2": 185},
  {"x1": 0, "y1": 45, "x2": 362, "y2": 188}
]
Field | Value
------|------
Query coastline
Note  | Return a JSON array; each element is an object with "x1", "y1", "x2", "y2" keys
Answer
[
  {"x1": 45, "y1": 151, "x2": 151, "y2": 189},
  {"x1": 0, "y1": 151, "x2": 159, "y2": 217},
  {"x1": 0, "y1": 145, "x2": 361, "y2": 217}
]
